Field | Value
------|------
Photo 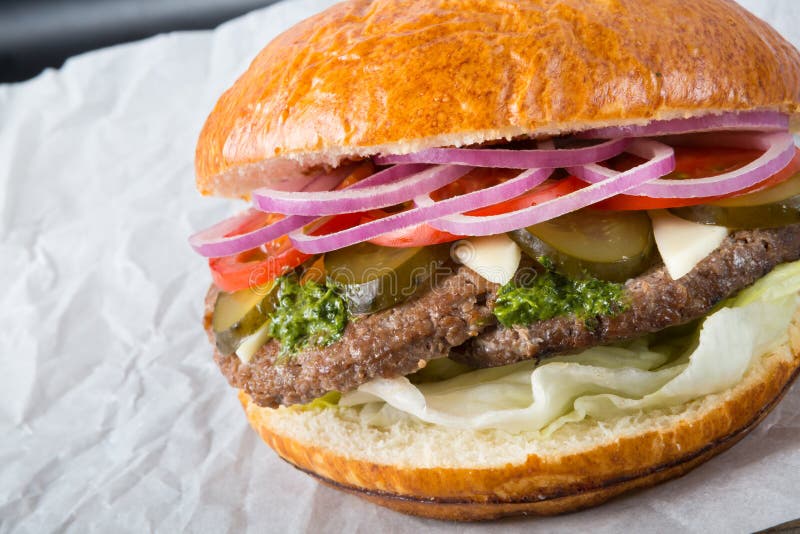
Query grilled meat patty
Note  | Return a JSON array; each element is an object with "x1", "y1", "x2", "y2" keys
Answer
[
  {"x1": 206, "y1": 266, "x2": 496, "y2": 408},
  {"x1": 206, "y1": 225, "x2": 800, "y2": 408},
  {"x1": 453, "y1": 224, "x2": 800, "y2": 367}
]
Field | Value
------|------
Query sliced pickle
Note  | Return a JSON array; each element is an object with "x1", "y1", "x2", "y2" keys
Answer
[
  {"x1": 509, "y1": 208, "x2": 655, "y2": 282},
  {"x1": 669, "y1": 196, "x2": 800, "y2": 229},
  {"x1": 324, "y1": 242, "x2": 451, "y2": 315},
  {"x1": 212, "y1": 280, "x2": 280, "y2": 355},
  {"x1": 299, "y1": 255, "x2": 326, "y2": 284}
]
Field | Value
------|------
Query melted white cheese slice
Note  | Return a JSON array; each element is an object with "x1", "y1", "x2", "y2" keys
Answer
[
  {"x1": 235, "y1": 321, "x2": 271, "y2": 364},
  {"x1": 649, "y1": 209, "x2": 728, "y2": 280},
  {"x1": 452, "y1": 234, "x2": 521, "y2": 285}
]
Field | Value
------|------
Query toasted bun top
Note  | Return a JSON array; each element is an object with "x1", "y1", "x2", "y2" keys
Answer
[{"x1": 196, "y1": 0, "x2": 800, "y2": 197}]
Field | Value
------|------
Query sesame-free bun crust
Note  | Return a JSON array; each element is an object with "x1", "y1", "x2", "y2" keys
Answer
[
  {"x1": 196, "y1": 0, "x2": 800, "y2": 197},
  {"x1": 240, "y1": 309, "x2": 800, "y2": 521}
]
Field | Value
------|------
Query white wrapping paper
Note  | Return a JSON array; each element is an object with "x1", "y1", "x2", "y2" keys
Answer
[{"x1": 1, "y1": 1, "x2": 799, "y2": 531}]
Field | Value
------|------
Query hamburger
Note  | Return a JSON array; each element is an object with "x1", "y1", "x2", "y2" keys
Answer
[{"x1": 190, "y1": 0, "x2": 800, "y2": 521}]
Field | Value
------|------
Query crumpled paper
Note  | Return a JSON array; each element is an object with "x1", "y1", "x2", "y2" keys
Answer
[{"x1": 1, "y1": 0, "x2": 799, "y2": 532}]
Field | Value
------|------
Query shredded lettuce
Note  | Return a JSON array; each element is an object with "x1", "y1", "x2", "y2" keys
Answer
[{"x1": 339, "y1": 260, "x2": 800, "y2": 433}]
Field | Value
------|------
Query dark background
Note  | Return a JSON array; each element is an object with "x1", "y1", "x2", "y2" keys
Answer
[{"x1": 0, "y1": 0, "x2": 282, "y2": 83}]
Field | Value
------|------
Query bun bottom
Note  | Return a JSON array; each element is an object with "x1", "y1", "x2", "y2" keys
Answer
[{"x1": 240, "y1": 312, "x2": 800, "y2": 521}]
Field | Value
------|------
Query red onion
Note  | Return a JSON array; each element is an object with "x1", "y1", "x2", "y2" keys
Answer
[
  {"x1": 289, "y1": 167, "x2": 553, "y2": 253},
  {"x1": 428, "y1": 139, "x2": 675, "y2": 236},
  {"x1": 251, "y1": 164, "x2": 460, "y2": 215},
  {"x1": 189, "y1": 165, "x2": 360, "y2": 257},
  {"x1": 580, "y1": 110, "x2": 788, "y2": 139},
  {"x1": 192, "y1": 164, "x2": 431, "y2": 257},
  {"x1": 191, "y1": 111, "x2": 793, "y2": 261},
  {"x1": 573, "y1": 132, "x2": 796, "y2": 198},
  {"x1": 373, "y1": 138, "x2": 631, "y2": 168},
  {"x1": 189, "y1": 209, "x2": 313, "y2": 258}
]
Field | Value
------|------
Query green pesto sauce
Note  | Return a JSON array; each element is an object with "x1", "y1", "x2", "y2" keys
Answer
[
  {"x1": 493, "y1": 269, "x2": 627, "y2": 327},
  {"x1": 268, "y1": 275, "x2": 347, "y2": 355}
]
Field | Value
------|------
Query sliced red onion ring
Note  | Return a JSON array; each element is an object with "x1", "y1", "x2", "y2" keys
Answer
[
  {"x1": 189, "y1": 165, "x2": 361, "y2": 257},
  {"x1": 428, "y1": 139, "x2": 675, "y2": 236},
  {"x1": 290, "y1": 167, "x2": 553, "y2": 254},
  {"x1": 300, "y1": 167, "x2": 357, "y2": 193},
  {"x1": 338, "y1": 163, "x2": 429, "y2": 188},
  {"x1": 579, "y1": 110, "x2": 789, "y2": 139},
  {"x1": 372, "y1": 138, "x2": 631, "y2": 168},
  {"x1": 189, "y1": 210, "x2": 314, "y2": 258},
  {"x1": 191, "y1": 164, "x2": 429, "y2": 257},
  {"x1": 252, "y1": 163, "x2": 433, "y2": 215},
  {"x1": 253, "y1": 164, "x2": 430, "y2": 215},
  {"x1": 571, "y1": 131, "x2": 796, "y2": 198}
]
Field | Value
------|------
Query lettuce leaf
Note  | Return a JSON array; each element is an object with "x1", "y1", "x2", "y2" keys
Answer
[
  {"x1": 734, "y1": 260, "x2": 800, "y2": 306},
  {"x1": 339, "y1": 260, "x2": 800, "y2": 433}
]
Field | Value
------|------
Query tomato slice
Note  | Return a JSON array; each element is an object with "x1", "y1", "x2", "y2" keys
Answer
[
  {"x1": 595, "y1": 146, "x2": 800, "y2": 210},
  {"x1": 209, "y1": 236, "x2": 308, "y2": 293},
  {"x1": 469, "y1": 176, "x2": 586, "y2": 216},
  {"x1": 208, "y1": 210, "x2": 309, "y2": 292},
  {"x1": 208, "y1": 211, "x2": 362, "y2": 293},
  {"x1": 367, "y1": 221, "x2": 463, "y2": 247}
]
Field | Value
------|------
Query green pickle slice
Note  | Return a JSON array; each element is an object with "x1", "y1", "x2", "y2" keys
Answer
[
  {"x1": 325, "y1": 242, "x2": 451, "y2": 315},
  {"x1": 509, "y1": 208, "x2": 655, "y2": 282},
  {"x1": 212, "y1": 280, "x2": 280, "y2": 355},
  {"x1": 670, "y1": 171, "x2": 800, "y2": 229}
]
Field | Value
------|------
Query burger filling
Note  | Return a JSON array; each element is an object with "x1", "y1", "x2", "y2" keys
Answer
[{"x1": 193, "y1": 121, "x2": 800, "y2": 431}]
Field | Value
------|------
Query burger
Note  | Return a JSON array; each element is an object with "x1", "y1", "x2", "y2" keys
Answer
[{"x1": 190, "y1": 0, "x2": 800, "y2": 521}]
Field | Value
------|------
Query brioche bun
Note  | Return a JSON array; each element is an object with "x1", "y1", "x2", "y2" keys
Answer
[
  {"x1": 239, "y1": 307, "x2": 800, "y2": 521},
  {"x1": 197, "y1": 0, "x2": 800, "y2": 521},
  {"x1": 196, "y1": 0, "x2": 800, "y2": 197}
]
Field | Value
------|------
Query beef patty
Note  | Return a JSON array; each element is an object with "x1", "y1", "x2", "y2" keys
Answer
[
  {"x1": 206, "y1": 225, "x2": 800, "y2": 408},
  {"x1": 206, "y1": 265, "x2": 497, "y2": 408}
]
